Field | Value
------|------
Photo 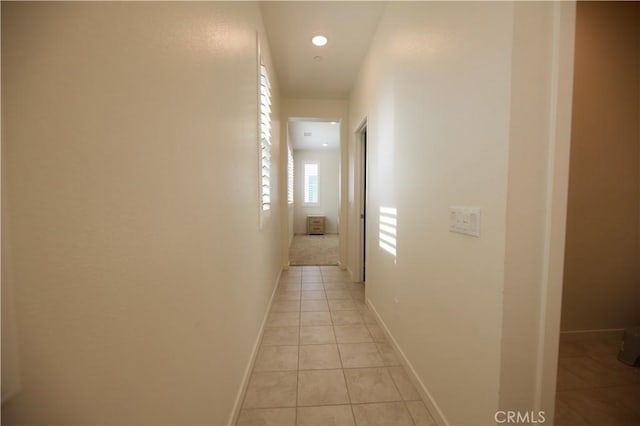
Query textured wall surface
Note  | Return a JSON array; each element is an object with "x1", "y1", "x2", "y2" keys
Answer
[
  {"x1": 348, "y1": 3, "x2": 514, "y2": 423},
  {"x1": 348, "y1": 2, "x2": 576, "y2": 423},
  {"x1": 1, "y1": 3, "x2": 282, "y2": 424}
]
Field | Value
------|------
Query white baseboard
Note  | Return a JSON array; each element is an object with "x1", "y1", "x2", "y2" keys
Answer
[
  {"x1": 366, "y1": 298, "x2": 449, "y2": 426},
  {"x1": 560, "y1": 328, "x2": 625, "y2": 342},
  {"x1": 560, "y1": 328, "x2": 625, "y2": 333},
  {"x1": 346, "y1": 266, "x2": 356, "y2": 283},
  {"x1": 227, "y1": 269, "x2": 282, "y2": 426}
]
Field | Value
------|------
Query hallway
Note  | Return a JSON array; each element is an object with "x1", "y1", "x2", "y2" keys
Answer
[
  {"x1": 238, "y1": 266, "x2": 434, "y2": 426},
  {"x1": 2, "y1": 1, "x2": 637, "y2": 426}
]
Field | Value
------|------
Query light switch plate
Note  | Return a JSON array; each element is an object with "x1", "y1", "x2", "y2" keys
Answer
[{"x1": 449, "y1": 206, "x2": 481, "y2": 237}]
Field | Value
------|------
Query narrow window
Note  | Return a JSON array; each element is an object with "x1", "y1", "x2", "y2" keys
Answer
[
  {"x1": 303, "y1": 162, "x2": 319, "y2": 204},
  {"x1": 260, "y1": 64, "x2": 272, "y2": 211},
  {"x1": 287, "y1": 146, "x2": 294, "y2": 205}
]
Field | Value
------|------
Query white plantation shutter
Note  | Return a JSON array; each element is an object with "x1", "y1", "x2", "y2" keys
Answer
[
  {"x1": 304, "y1": 162, "x2": 319, "y2": 204},
  {"x1": 287, "y1": 146, "x2": 294, "y2": 204},
  {"x1": 260, "y1": 64, "x2": 272, "y2": 211}
]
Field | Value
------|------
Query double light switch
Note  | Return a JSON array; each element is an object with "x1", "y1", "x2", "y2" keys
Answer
[{"x1": 449, "y1": 207, "x2": 481, "y2": 237}]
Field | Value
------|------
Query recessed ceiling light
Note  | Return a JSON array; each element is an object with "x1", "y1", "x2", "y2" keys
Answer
[
  {"x1": 322, "y1": 143, "x2": 328, "y2": 147},
  {"x1": 330, "y1": 121, "x2": 338, "y2": 125},
  {"x1": 312, "y1": 35, "x2": 328, "y2": 47}
]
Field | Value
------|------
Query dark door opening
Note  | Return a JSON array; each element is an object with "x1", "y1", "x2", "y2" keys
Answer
[{"x1": 360, "y1": 125, "x2": 367, "y2": 283}]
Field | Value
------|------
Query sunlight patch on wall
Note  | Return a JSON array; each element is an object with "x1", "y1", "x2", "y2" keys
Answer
[{"x1": 379, "y1": 206, "x2": 397, "y2": 258}]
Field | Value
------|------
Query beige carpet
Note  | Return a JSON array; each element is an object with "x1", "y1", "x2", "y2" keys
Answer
[{"x1": 289, "y1": 234, "x2": 339, "y2": 266}]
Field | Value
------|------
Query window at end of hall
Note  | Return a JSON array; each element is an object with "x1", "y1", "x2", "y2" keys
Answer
[
  {"x1": 303, "y1": 162, "x2": 319, "y2": 204},
  {"x1": 260, "y1": 62, "x2": 272, "y2": 212},
  {"x1": 287, "y1": 145, "x2": 294, "y2": 205}
]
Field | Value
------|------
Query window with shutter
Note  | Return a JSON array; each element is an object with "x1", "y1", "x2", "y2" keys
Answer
[
  {"x1": 260, "y1": 64, "x2": 272, "y2": 212},
  {"x1": 303, "y1": 162, "x2": 319, "y2": 204},
  {"x1": 287, "y1": 146, "x2": 294, "y2": 205}
]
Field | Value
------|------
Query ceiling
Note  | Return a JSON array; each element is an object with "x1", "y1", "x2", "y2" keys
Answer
[
  {"x1": 260, "y1": 1, "x2": 386, "y2": 99},
  {"x1": 289, "y1": 119, "x2": 340, "y2": 150}
]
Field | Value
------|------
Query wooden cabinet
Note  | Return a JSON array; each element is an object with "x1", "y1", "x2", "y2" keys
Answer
[{"x1": 307, "y1": 216, "x2": 325, "y2": 235}]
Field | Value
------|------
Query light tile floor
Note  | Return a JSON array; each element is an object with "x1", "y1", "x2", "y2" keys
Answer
[
  {"x1": 238, "y1": 266, "x2": 437, "y2": 426},
  {"x1": 555, "y1": 331, "x2": 640, "y2": 425}
]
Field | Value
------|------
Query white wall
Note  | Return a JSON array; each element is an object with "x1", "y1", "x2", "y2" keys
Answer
[
  {"x1": 348, "y1": 2, "x2": 575, "y2": 424},
  {"x1": 1, "y1": 252, "x2": 21, "y2": 403},
  {"x1": 1, "y1": 3, "x2": 282, "y2": 425},
  {"x1": 293, "y1": 149, "x2": 340, "y2": 234},
  {"x1": 349, "y1": 4, "x2": 513, "y2": 423},
  {"x1": 499, "y1": 2, "x2": 575, "y2": 417},
  {"x1": 1, "y1": 1, "x2": 23, "y2": 399}
]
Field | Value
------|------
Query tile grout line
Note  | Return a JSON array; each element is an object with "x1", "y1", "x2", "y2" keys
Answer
[
  {"x1": 358, "y1": 282, "x2": 419, "y2": 425},
  {"x1": 237, "y1": 271, "x2": 293, "y2": 423},
  {"x1": 555, "y1": 397, "x2": 597, "y2": 425},
  {"x1": 333, "y1": 292, "x2": 358, "y2": 426},
  {"x1": 295, "y1": 273, "x2": 301, "y2": 424},
  {"x1": 386, "y1": 363, "x2": 418, "y2": 426},
  {"x1": 239, "y1": 401, "x2": 427, "y2": 410}
]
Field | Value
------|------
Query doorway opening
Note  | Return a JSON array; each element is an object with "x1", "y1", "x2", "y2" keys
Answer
[
  {"x1": 553, "y1": 2, "x2": 640, "y2": 424},
  {"x1": 287, "y1": 117, "x2": 341, "y2": 266},
  {"x1": 356, "y1": 120, "x2": 368, "y2": 283}
]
